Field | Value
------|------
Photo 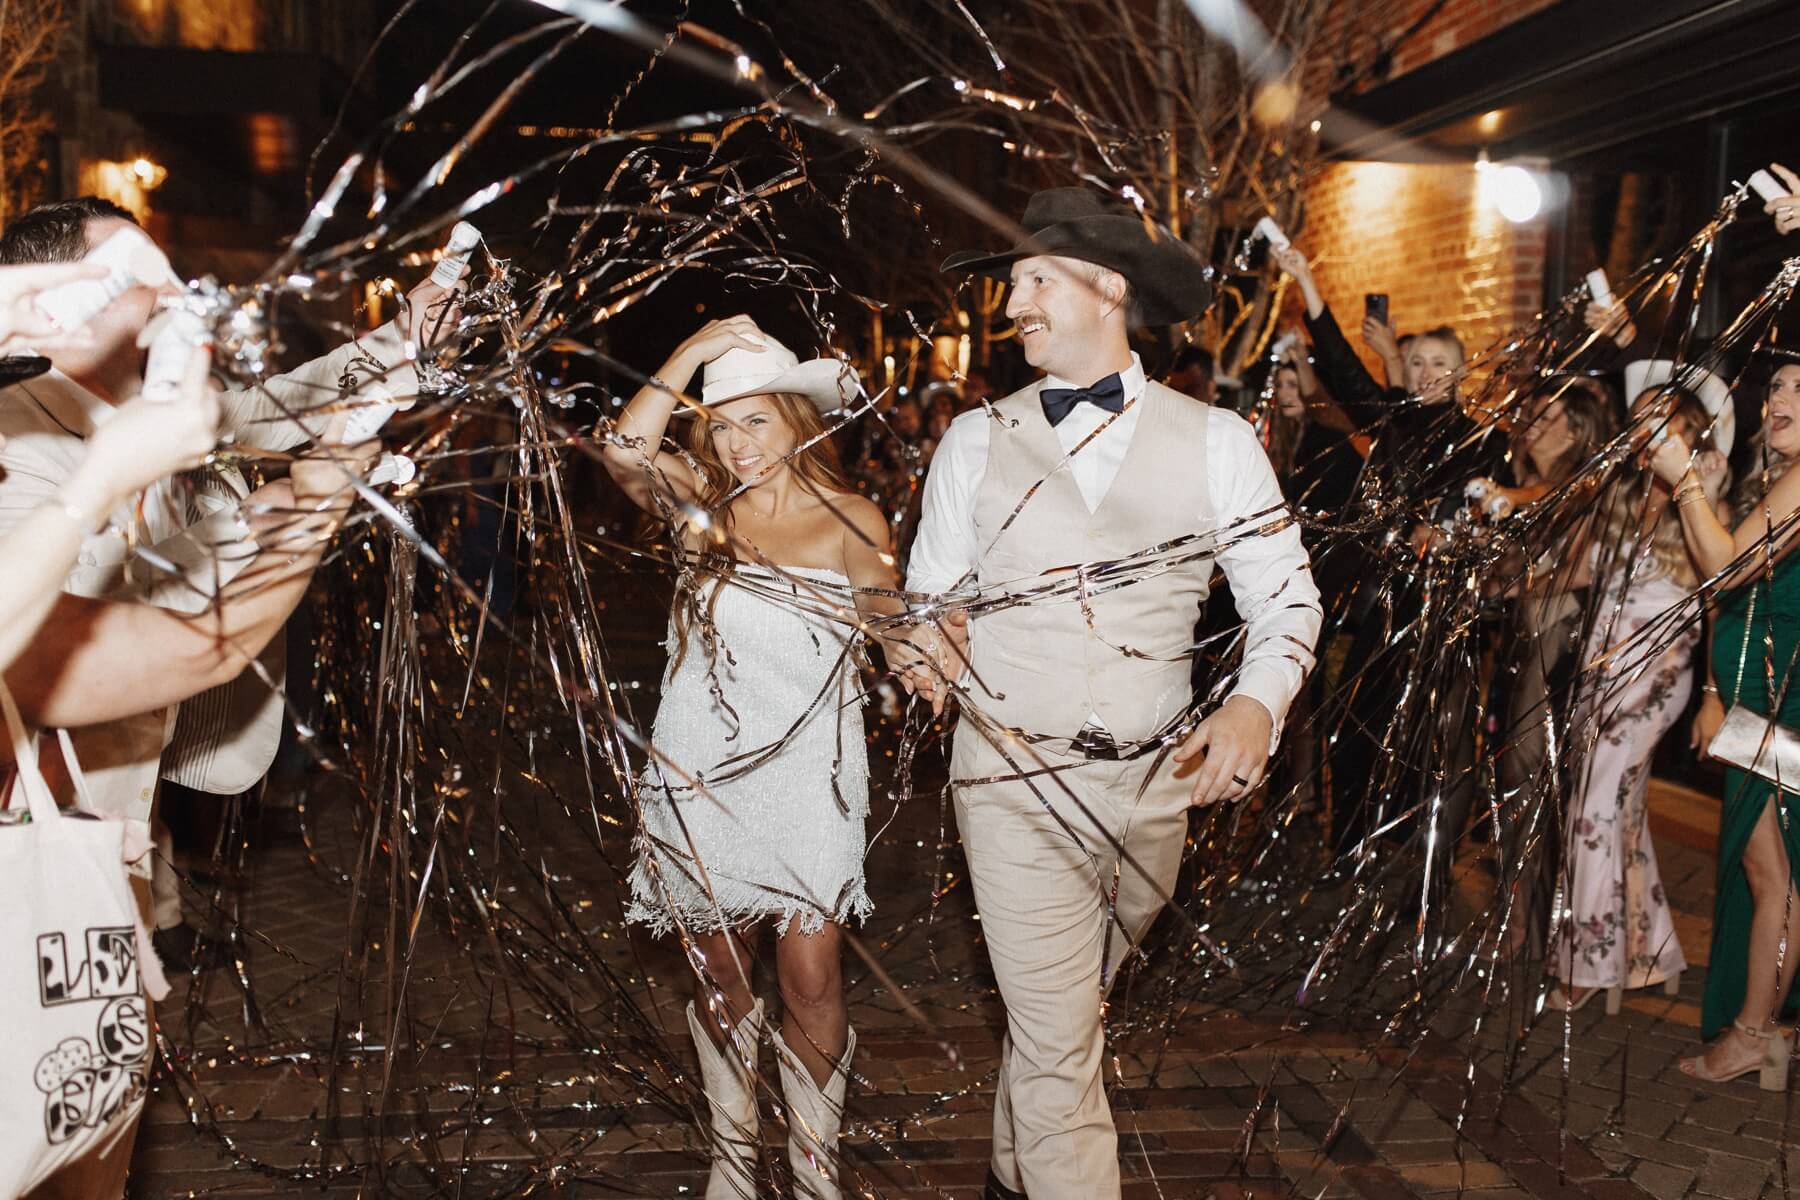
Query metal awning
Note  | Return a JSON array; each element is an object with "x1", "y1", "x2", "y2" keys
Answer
[{"x1": 1322, "y1": 0, "x2": 1800, "y2": 168}]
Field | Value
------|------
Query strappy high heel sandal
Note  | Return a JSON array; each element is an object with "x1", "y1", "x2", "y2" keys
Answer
[
  {"x1": 1545, "y1": 984, "x2": 1623, "y2": 1015},
  {"x1": 1680, "y1": 1020, "x2": 1792, "y2": 1091}
]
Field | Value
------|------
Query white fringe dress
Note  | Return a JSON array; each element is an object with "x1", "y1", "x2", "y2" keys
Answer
[{"x1": 625, "y1": 566, "x2": 873, "y2": 937}]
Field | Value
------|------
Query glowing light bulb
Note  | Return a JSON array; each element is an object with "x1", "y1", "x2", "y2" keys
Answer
[{"x1": 1483, "y1": 163, "x2": 1543, "y2": 223}]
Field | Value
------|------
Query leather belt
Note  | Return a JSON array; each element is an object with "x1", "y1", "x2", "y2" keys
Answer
[{"x1": 1068, "y1": 725, "x2": 1122, "y2": 760}]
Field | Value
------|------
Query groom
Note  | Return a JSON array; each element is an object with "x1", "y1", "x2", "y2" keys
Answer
[{"x1": 905, "y1": 189, "x2": 1321, "y2": 1199}]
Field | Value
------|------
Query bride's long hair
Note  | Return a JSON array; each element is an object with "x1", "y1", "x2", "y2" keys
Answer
[{"x1": 669, "y1": 391, "x2": 852, "y2": 670}]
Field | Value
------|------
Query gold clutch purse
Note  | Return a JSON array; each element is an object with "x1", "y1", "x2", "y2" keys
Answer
[{"x1": 1709, "y1": 704, "x2": 1800, "y2": 793}]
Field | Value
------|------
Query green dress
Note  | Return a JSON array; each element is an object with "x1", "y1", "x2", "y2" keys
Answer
[{"x1": 1701, "y1": 554, "x2": 1800, "y2": 1039}]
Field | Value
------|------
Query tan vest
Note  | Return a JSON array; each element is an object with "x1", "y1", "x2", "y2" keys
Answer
[{"x1": 965, "y1": 379, "x2": 1213, "y2": 744}]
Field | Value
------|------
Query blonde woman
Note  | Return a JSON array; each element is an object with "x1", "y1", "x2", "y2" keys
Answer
[
  {"x1": 1548, "y1": 382, "x2": 1728, "y2": 1010},
  {"x1": 600, "y1": 315, "x2": 901, "y2": 1199}
]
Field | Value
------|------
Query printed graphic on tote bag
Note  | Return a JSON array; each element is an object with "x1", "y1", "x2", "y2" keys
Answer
[
  {"x1": 32, "y1": 928, "x2": 150, "y2": 1144},
  {"x1": 34, "y1": 997, "x2": 150, "y2": 1143},
  {"x1": 38, "y1": 928, "x2": 140, "y2": 1006}
]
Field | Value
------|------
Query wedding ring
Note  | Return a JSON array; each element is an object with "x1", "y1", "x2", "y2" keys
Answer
[{"x1": 1231, "y1": 774, "x2": 1249, "y2": 786}]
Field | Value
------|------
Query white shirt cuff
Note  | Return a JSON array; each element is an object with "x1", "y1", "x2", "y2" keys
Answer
[{"x1": 1228, "y1": 662, "x2": 1300, "y2": 757}]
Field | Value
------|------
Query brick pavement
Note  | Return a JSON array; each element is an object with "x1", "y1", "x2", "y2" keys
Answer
[{"x1": 125, "y1": 760, "x2": 1790, "y2": 1198}]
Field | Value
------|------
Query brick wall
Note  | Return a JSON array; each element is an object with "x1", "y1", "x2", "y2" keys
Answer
[
  {"x1": 1311, "y1": 0, "x2": 1564, "y2": 92},
  {"x1": 1293, "y1": 160, "x2": 1548, "y2": 377},
  {"x1": 1294, "y1": 0, "x2": 1558, "y2": 380}
]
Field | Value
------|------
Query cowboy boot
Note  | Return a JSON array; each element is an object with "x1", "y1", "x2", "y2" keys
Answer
[
  {"x1": 774, "y1": 1025, "x2": 856, "y2": 1199},
  {"x1": 686, "y1": 999, "x2": 765, "y2": 1199}
]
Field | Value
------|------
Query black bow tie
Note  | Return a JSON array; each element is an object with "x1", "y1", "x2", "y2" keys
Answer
[
  {"x1": 1044, "y1": 377, "x2": 1123, "y2": 433},
  {"x1": 1040, "y1": 373, "x2": 1126, "y2": 427}
]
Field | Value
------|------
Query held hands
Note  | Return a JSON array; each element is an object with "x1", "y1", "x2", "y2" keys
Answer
[
  {"x1": 639, "y1": 315, "x2": 767, "y2": 409},
  {"x1": 897, "y1": 608, "x2": 969, "y2": 716},
  {"x1": 1364, "y1": 314, "x2": 1405, "y2": 387},
  {"x1": 1276, "y1": 330, "x2": 1305, "y2": 366},
  {"x1": 1692, "y1": 447, "x2": 1729, "y2": 499},
  {"x1": 1270, "y1": 245, "x2": 1325, "y2": 318},
  {"x1": 292, "y1": 437, "x2": 383, "y2": 514},
  {"x1": 1645, "y1": 427, "x2": 1692, "y2": 487},
  {"x1": 1766, "y1": 164, "x2": 1800, "y2": 235},
  {"x1": 1173, "y1": 694, "x2": 1273, "y2": 807},
  {"x1": 242, "y1": 478, "x2": 297, "y2": 548},
  {"x1": 1645, "y1": 429, "x2": 1726, "y2": 498},
  {"x1": 1362, "y1": 313, "x2": 1400, "y2": 363},
  {"x1": 246, "y1": 437, "x2": 374, "y2": 559},
  {"x1": 1409, "y1": 521, "x2": 1451, "y2": 558}
]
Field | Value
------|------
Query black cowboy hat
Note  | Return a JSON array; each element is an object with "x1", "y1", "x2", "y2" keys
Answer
[{"x1": 940, "y1": 187, "x2": 1212, "y2": 326}]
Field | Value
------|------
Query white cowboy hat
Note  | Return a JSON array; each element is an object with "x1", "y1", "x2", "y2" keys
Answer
[
  {"x1": 1624, "y1": 358, "x2": 1736, "y2": 456},
  {"x1": 693, "y1": 334, "x2": 862, "y2": 416}
]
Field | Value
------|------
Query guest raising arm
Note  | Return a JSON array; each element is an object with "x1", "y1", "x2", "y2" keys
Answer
[
  {"x1": 1543, "y1": 382, "x2": 1721, "y2": 1013},
  {"x1": 1269, "y1": 243, "x2": 1491, "y2": 863},
  {"x1": 7, "y1": 427, "x2": 379, "y2": 728},
  {"x1": 0, "y1": 259, "x2": 227, "y2": 671},
  {"x1": 0, "y1": 345, "x2": 220, "y2": 671},
  {"x1": 1647, "y1": 357, "x2": 1800, "y2": 1087},
  {"x1": 1651, "y1": 397, "x2": 1800, "y2": 589}
]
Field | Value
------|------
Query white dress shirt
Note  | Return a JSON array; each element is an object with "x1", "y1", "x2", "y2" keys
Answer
[{"x1": 906, "y1": 353, "x2": 1321, "y2": 746}]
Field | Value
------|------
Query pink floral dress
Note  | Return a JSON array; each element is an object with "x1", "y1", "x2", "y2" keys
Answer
[{"x1": 1552, "y1": 561, "x2": 1694, "y2": 991}]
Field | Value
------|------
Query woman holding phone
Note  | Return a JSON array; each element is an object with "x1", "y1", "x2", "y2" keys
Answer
[{"x1": 1272, "y1": 245, "x2": 1492, "y2": 867}]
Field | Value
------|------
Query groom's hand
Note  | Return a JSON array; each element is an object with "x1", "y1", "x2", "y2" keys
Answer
[
  {"x1": 898, "y1": 609, "x2": 969, "y2": 716},
  {"x1": 1174, "y1": 695, "x2": 1273, "y2": 806}
]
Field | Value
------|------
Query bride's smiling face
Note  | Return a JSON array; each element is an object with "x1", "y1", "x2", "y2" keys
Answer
[{"x1": 708, "y1": 394, "x2": 798, "y2": 486}]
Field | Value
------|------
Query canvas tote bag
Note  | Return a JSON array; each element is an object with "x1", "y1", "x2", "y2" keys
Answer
[{"x1": 0, "y1": 679, "x2": 167, "y2": 1196}]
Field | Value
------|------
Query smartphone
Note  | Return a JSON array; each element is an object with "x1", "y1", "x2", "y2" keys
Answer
[{"x1": 1364, "y1": 293, "x2": 1390, "y2": 325}]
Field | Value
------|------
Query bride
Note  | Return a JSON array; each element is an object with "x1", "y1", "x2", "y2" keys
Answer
[{"x1": 600, "y1": 314, "x2": 904, "y2": 1199}]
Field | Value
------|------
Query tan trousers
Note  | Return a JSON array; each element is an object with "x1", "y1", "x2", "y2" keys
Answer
[{"x1": 952, "y1": 727, "x2": 1191, "y2": 1200}]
